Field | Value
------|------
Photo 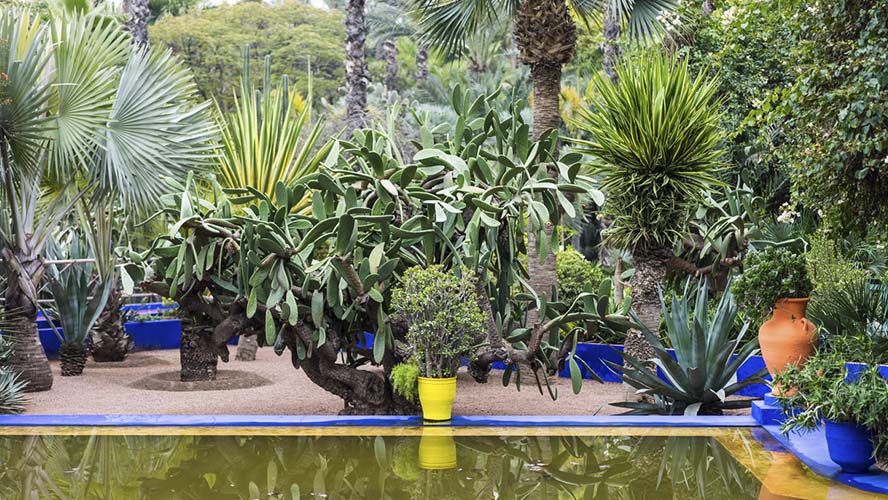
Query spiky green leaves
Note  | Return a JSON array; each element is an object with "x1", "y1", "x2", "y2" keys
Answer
[{"x1": 574, "y1": 53, "x2": 724, "y2": 254}]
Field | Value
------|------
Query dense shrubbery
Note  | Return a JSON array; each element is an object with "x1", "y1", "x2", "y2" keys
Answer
[
  {"x1": 556, "y1": 248, "x2": 605, "y2": 305},
  {"x1": 731, "y1": 247, "x2": 812, "y2": 324}
]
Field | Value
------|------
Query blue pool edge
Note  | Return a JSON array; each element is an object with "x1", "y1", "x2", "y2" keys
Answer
[{"x1": 0, "y1": 414, "x2": 757, "y2": 428}]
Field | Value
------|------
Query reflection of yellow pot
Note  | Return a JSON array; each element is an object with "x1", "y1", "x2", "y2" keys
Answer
[
  {"x1": 418, "y1": 376, "x2": 457, "y2": 421},
  {"x1": 419, "y1": 429, "x2": 457, "y2": 470}
]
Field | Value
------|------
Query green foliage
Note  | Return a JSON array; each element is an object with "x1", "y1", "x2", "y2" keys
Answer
[
  {"x1": 773, "y1": 350, "x2": 888, "y2": 461},
  {"x1": 44, "y1": 235, "x2": 113, "y2": 347},
  {"x1": 731, "y1": 247, "x2": 812, "y2": 324},
  {"x1": 610, "y1": 280, "x2": 765, "y2": 415},
  {"x1": 681, "y1": 0, "x2": 798, "y2": 201},
  {"x1": 753, "y1": 1, "x2": 888, "y2": 233},
  {"x1": 135, "y1": 90, "x2": 611, "y2": 408},
  {"x1": 809, "y1": 278, "x2": 888, "y2": 365},
  {"x1": 392, "y1": 266, "x2": 486, "y2": 378},
  {"x1": 216, "y1": 51, "x2": 332, "y2": 206},
  {"x1": 574, "y1": 53, "x2": 724, "y2": 254},
  {"x1": 390, "y1": 362, "x2": 419, "y2": 401},
  {"x1": 556, "y1": 247, "x2": 604, "y2": 305},
  {"x1": 0, "y1": 337, "x2": 26, "y2": 414},
  {"x1": 806, "y1": 232, "x2": 868, "y2": 292},
  {"x1": 150, "y1": 1, "x2": 344, "y2": 111}
]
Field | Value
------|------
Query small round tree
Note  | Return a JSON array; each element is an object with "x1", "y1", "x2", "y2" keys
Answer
[
  {"x1": 574, "y1": 53, "x2": 724, "y2": 365},
  {"x1": 392, "y1": 266, "x2": 486, "y2": 379}
]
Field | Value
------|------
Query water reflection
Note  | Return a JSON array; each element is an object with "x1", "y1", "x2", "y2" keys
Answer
[{"x1": 0, "y1": 431, "x2": 775, "y2": 499}]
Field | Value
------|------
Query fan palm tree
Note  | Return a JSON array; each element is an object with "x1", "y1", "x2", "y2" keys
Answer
[
  {"x1": 573, "y1": 54, "x2": 723, "y2": 365},
  {"x1": 0, "y1": 7, "x2": 217, "y2": 391},
  {"x1": 345, "y1": 0, "x2": 370, "y2": 132},
  {"x1": 368, "y1": 0, "x2": 430, "y2": 83}
]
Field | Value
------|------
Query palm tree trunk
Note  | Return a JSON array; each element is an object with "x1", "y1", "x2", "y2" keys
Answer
[
  {"x1": 524, "y1": 62, "x2": 562, "y2": 329},
  {"x1": 383, "y1": 39, "x2": 398, "y2": 92},
  {"x1": 415, "y1": 44, "x2": 428, "y2": 82},
  {"x1": 702, "y1": 0, "x2": 715, "y2": 16},
  {"x1": 603, "y1": 6, "x2": 621, "y2": 84},
  {"x1": 90, "y1": 286, "x2": 133, "y2": 362},
  {"x1": 123, "y1": 0, "x2": 149, "y2": 49},
  {"x1": 345, "y1": 0, "x2": 369, "y2": 133},
  {"x1": 1, "y1": 247, "x2": 52, "y2": 392},
  {"x1": 625, "y1": 250, "x2": 668, "y2": 364}
]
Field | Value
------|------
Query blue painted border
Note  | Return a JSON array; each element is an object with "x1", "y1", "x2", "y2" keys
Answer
[
  {"x1": 761, "y1": 424, "x2": 888, "y2": 495},
  {"x1": 0, "y1": 414, "x2": 757, "y2": 428}
]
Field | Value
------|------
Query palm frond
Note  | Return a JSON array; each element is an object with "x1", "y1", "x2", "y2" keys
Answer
[
  {"x1": 0, "y1": 9, "x2": 54, "y2": 175},
  {"x1": 410, "y1": 0, "x2": 513, "y2": 57},
  {"x1": 99, "y1": 48, "x2": 218, "y2": 212}
]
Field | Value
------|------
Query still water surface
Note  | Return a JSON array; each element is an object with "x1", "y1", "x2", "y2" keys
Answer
[{"x1": 0, "y1": 427, "x2": 874, "y2": 499}]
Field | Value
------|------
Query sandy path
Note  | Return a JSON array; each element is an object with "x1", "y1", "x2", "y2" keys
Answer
[{"x1": 24, "y1": 349, "x2": 632, "y2": 416}]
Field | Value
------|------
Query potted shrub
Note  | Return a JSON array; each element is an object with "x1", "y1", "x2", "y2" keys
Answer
[
  {"x1": 773, "y1": 351, "x2": 888, "y2": 474},
  {"x1": 392, "y1": 266, "x2": 486, "y2": 421},
  {"x1": 732, "y1": 247, "x2": 815, "y2": 382}
]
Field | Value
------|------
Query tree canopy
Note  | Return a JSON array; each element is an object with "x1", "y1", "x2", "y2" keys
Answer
[{"x1": 150, "y1": 1, "x2": 344, "y2": 111}]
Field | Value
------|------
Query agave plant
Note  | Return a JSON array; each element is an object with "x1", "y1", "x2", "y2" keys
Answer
[
  {"x1": 608, "y1": 280, "x2": 766, "y2": 415},
  {"x1": 44, "y1": 235, "x2": 113, "y2": 376},
  {"x1": 0, "y1": 336, "x2": 27, "y2": 414}
]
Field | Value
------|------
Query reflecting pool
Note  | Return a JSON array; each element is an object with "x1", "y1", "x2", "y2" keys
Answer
[{"x1": 0, "y1": 427, "x2": 880, "y2": 499}]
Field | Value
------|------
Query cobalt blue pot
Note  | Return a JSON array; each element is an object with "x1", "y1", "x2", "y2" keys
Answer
[{"x1": 824, "y1": 420, "x2": 876, "y2": 474}]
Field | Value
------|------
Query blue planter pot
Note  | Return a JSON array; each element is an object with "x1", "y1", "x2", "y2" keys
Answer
[{"x1": 824, "y1": 420, "x2": 876, "y2": 474}]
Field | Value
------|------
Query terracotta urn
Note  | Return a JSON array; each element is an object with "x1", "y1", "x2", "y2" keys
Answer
[{"x1": 758, "y1": 298, "x2": 817, "y2": 381}]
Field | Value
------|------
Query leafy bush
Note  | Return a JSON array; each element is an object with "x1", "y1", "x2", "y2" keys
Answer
[
  {"x1": 557, "y1": 247, "x2": 605, "y2": 305},
  {"x1": 773, "y1": 350, "x2": 888, "y2": 461},
  {"x1": 806, "y1": 232, "x2": 867, "y2": 292},
  {"x1": 390, "y1": 362, "x2": 419, "y2": 401},
  {"x1": 731, "y1": 246, "x2": 812, "y2": 324},
  {"x1": 610, "y1": 280, "x2": 765, "y2": 415},
  {"x1": 392, "y1": 266, "x2": 486, "y2": 378}
]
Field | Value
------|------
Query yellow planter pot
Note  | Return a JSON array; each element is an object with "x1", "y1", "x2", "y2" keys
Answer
[{"x1": 417, "y1": 376, "x2": 457, "y2": 421}]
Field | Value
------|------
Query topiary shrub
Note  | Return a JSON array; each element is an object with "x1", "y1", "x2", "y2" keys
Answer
[
  {"x1": 731, "y1": 246, "x2": 812, "y2": 324},
  {"x1": 557, "y1": 247, "x2": 605, "y2": 305},
  {"x1": 392, "y1": 266, "x2": 486, "y2": 378}
]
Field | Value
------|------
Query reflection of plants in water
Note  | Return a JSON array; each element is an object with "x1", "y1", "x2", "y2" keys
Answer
[
  {"x1": 613, "y1": 436, "x2": 759, "y2": 500},
  {"x1": 0, "y1": 433, "x2": 761, "y2": 499}
]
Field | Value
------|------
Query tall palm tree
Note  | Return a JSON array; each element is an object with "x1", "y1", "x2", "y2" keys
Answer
[
  {"x1": 368, "y1": 0, "x2": 430, "y2": 83},
  {"x1": 345, "y1": 0, "x2": 370, "y2": 131},
  {"x1": 123, "y1": 0, "x2": 150, "y2": 48},
  {"x1": 573, "y1": 54, "x2": 723, "y2": 365},
  {"x1": 0, "y1": 8, "x2": 217, "y2": 391}
]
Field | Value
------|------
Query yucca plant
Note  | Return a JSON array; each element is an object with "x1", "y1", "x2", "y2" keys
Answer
[
  {"x1": 0, "y1": 7, "x2": 217, "y2": 390},
  {"x1": 217, "y1": 50, "x2": 332, "y2": 210},
  {"x1": 45, "y1": 235, "x2": 113, "y2": 376},
  {"x1": 608, "y1": 280, "x2": 766, "y2": 415},
  {"x1": 573, "y1": 53, "x2": 724, "y2": 367}
]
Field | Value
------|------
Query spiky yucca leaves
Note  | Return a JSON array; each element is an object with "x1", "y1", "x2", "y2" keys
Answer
[
  {"x1": 574, "y1": 54, "x2": 724, "y2": 254},
  {"x1": 513, "y1": 0, "x2": 576, "y2": 66},
  {"x1": 217, "y1": 52, "x2": 332, "y2": 209},
  {"x1": 608, "y1": 280, "x2": 766, "y2": 415}
]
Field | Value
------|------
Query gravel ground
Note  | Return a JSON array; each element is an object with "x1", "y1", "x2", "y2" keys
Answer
[{"x1": 24, "y1": 349, "x2": 635, "y2": 416}]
